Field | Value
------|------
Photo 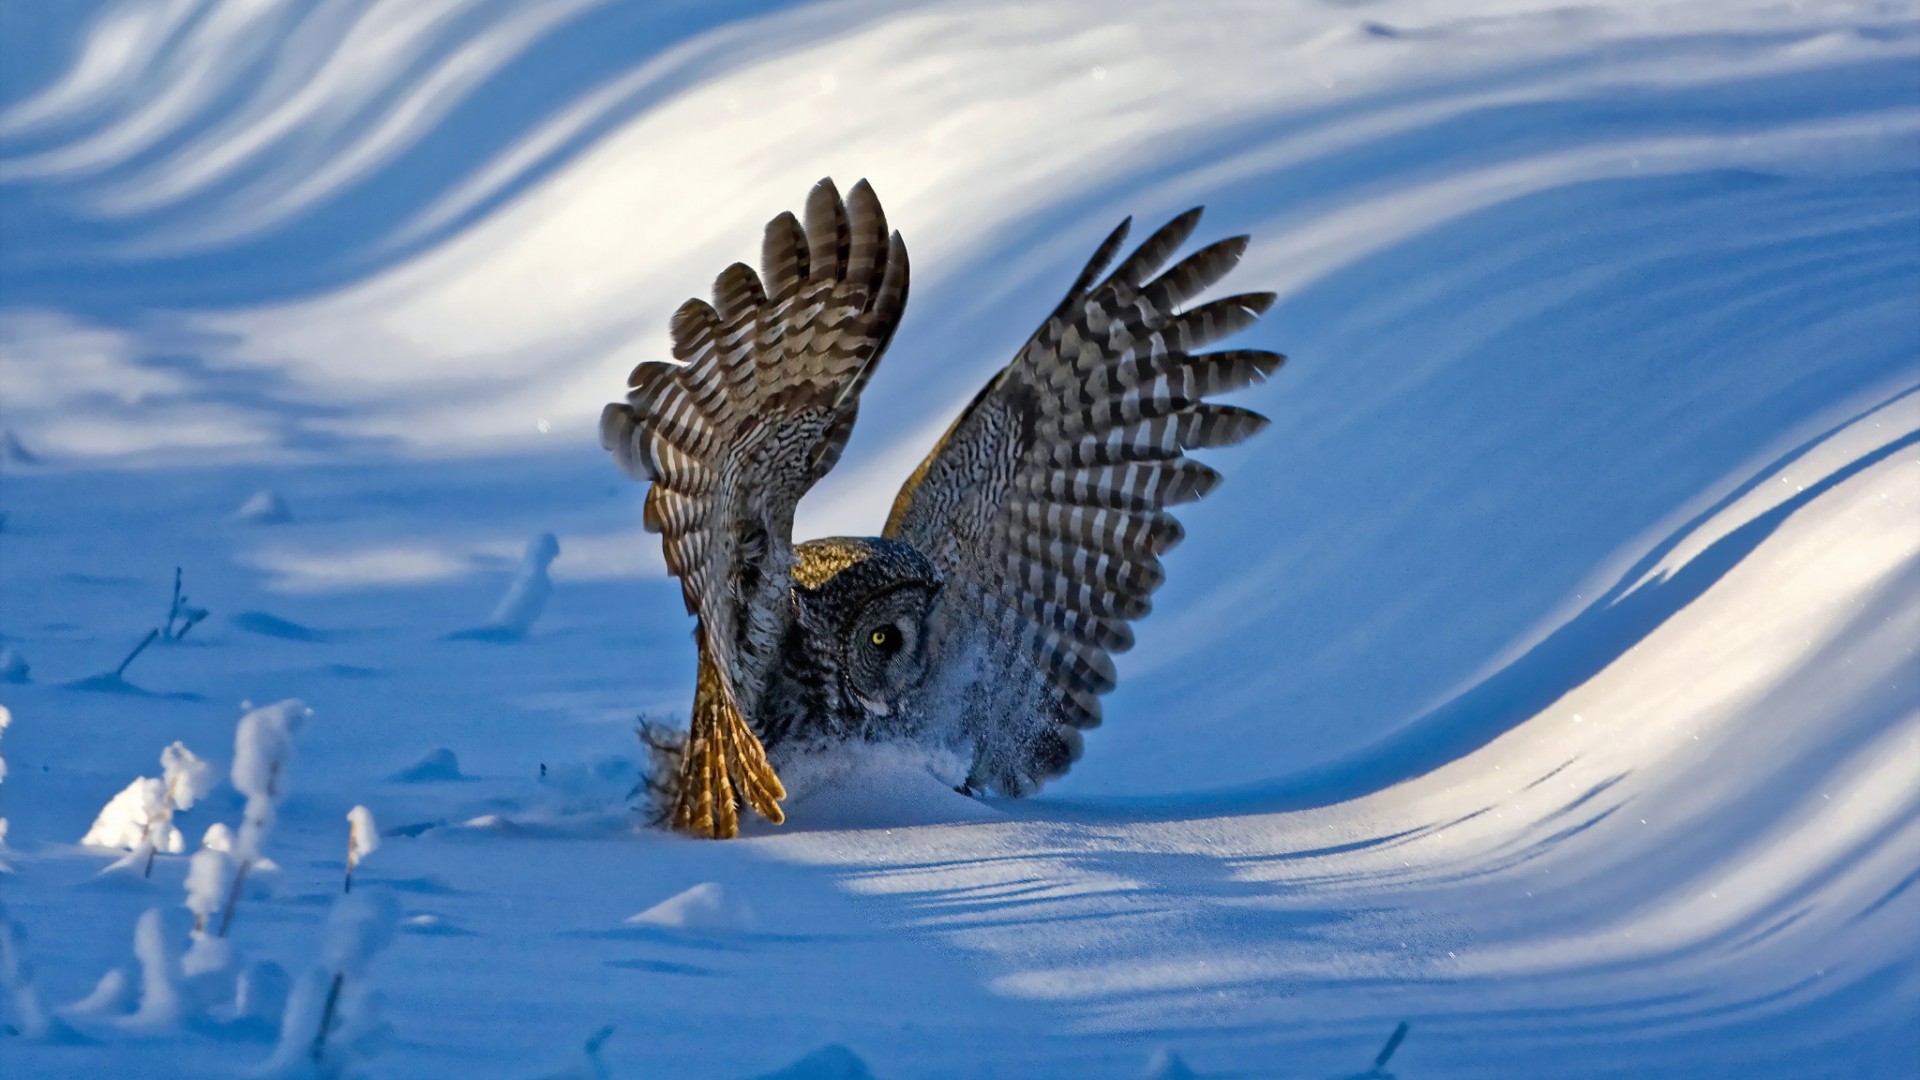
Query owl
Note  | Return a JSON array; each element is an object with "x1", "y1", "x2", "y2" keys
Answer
[{"x1": 602, "y1": 178, "x2": 1280, "y2": 838}]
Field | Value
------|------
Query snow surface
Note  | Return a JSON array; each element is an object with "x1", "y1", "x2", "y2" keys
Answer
[
  {"x1": 346, "y1": 804, "x2": 379, "y2": 867},
  {"x1": 233, "y1": 491, "x2": 294, "y2": 526},
  {"x1": 0, "y1": 0, "x2": 1917, "y2": 1077},
  {"x1": 625, "y1": 882, "x2": 757, "y2": 934},
  {"x1": 79, "y1": 775, "x2": 182, "y2": 854}
]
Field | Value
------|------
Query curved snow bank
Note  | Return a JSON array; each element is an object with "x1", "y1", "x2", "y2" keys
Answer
[{"x1": 780, "y1": 391, "x2": 1920, "y2": 1075}]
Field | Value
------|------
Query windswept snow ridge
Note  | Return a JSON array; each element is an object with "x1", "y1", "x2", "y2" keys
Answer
[{"x1": 0, "y1": 0, "x2": 1914, "y2": 1077}]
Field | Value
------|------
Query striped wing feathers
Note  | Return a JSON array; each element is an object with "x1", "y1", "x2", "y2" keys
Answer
[
  {"x1": 601, "y1": 178, "x2": 909, "y2": 836},
  {"x1": 888, "y1": 207, "x2": 1278, "y2": 786}
]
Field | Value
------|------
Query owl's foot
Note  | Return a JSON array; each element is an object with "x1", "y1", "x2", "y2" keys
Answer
[{"x1": 669, "y1": 658, "x2": 787, "y2": 839}]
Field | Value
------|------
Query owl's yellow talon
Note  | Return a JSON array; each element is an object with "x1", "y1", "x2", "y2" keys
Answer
[{"x1": 668, "y1": 645, "x2": 784, "y2": 839}]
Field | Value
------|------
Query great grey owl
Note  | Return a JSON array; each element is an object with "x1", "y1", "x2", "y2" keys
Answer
[{"x1": 602, "y1": 178, "x2": 1279, "y2": 838}]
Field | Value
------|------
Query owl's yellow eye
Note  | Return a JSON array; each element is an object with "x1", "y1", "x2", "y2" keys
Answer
[{"x1": 868, "y1": 624, "x2": 902, "y2": 653}]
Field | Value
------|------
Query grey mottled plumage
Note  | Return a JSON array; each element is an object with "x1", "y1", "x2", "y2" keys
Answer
[{"x1": 603, "y1": 179, "x2": 1279, "y2": 837}]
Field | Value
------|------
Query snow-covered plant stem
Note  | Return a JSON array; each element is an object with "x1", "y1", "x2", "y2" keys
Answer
[
  {"x1": 82, "y1": 741, "x2": 214, "y2": 874},
  {"x1": 215, "y1": 761, "x2": 276, "y2": 939},
  {"x1": 311, "y1": 973, "x2": 345, "y2": 1061},
  {"x1": 138, "y1": 772, "x2": 181, "y2": 877},
  {"x1": 140, "y1": 743, "x2": 213, "y2": 877},
  {"x1": 184, "y1": 843, "x2": 230, "y2": 936},
  {"x1": 219, "y1": 701, "x2": 308, "y2": 938},
  {"x1": 265, "y1": 891, "x2": 397, "y2": 1075},
  {"x1": 344, "y1": 806, "x2": 378, "y2": 894}
]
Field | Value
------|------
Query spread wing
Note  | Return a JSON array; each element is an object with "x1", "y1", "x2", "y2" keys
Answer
[
  {"x1": 602, "y1": 178, "x2": 909, "y2": 837},
  {"x1": 884, "y1": 208, "x2": 1278, "y2": 794}
]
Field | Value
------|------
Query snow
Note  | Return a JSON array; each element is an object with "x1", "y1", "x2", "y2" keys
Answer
[
  {"x1": 185, "y1": 845, "x2": 232, "y2": 935},
  {"x1": 755, "y1": 1044, "x2": 876, "y2": 1080},
  {"x1": 0, "y1": 429, "x2": 37, "y2": 466},
  {"x1": 387, "y1": 747, "x2": 465, "y2": 783},
  {"x1": 260, "y1": 891, "x2": 400, "y2": 1077},
  {"x1": 60, "y1": 966, "x2": 133, "y2": 1021},
  {"x1": 122, "y1": 907, "x2": 183, "y2": 1031},
  {"x1": 1137, "y1": 1049, "x2": 1197, "y2": 1080},
  {"x1": 78, "y1": 741, "x2": 216, "y2": 862},
  {"x1": 345, "y1": 804, "x2": 378, "y2": 891},
  {"x1": 231, "y1": 960, "x2": 291, "y2": 1027},
  {"x1": 487, "y1": 532, "x2": 559, "y2": 633},
  {"x1": 0, "y1": 0, "x2": 1916, "y2": 1076},
  {"x1": 80, "y1": 776, "x2": 181, "y2": 853},
  {"x1": 231, "y1": 699, "x2": 309, "y2": 862},
  {"x1": 233, "y1": 490, "x2": 293, "y2": 526},
  {"x1": 320, "y1": 891, "x2": 399, "y2": 980},
  {"x1": 160, "y1": 741, "x2": 215, "y2": 813},
  {"x1": 625, "y1": 882, "x2": 756, "y2": 934},
  {"x1": 451, "y1": 531, "x2": 560, "y2": 640},
  {"x1": 346, "y1": 806, "x2": 378, "y2": 865},
  {"x1": 202, "y1": 822, "x2": 235, "y2": 854}
]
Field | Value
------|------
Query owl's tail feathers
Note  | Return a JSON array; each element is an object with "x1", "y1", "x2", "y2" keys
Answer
[{"x1": 672, "y1": 639, "x2": 786, "y2": 839}]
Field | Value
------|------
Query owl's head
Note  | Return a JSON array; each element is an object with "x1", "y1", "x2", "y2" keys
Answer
[{"x1": 772, "y1": 537, "x2": 943, "y2": 745}]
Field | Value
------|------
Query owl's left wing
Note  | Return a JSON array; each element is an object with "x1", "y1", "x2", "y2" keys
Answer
[
  {"x1": 884, "y1": 208, "x2": 1278, "y2": 793},
  {"x1": 603, "y1": 178, "x2": 909, "y2": 837}
]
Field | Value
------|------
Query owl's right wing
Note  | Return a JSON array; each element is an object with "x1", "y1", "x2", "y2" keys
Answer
[
  {"x1": 883, "y1": 208, "x2": 1279, "y2": 793},
  {"x1": 602, "y1": 178, "x2": 909, "y2": 837}
]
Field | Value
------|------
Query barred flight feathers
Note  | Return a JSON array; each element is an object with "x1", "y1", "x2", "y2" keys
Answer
[
  {"x1": 601, "y1": 177, "x2": 908, "y2": 837},
  {"x1": 885, "y1": 206, "x2": 1280, "y2": 793}
]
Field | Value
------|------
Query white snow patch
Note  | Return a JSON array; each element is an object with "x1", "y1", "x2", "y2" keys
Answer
[
  {"x1": 388, "y1": 747, "x2": 464, "y2": 782},
  {"x1": 82, "y1": 741, "x2": 216, "y2": 861},
  {"x1": 754, "y1": 1043, "x2": 874, "y2": 1080},
  {"x1": 347, "y1": 806, "x2": 380, "y2": 864},
  {"x1": 0, "y1": 312, "x2": 279, "y2": 461},
  {"x1": 625, "y1": 883, "x2": 755, "y2": 934},
  {"x1": 180, "y1": 934, "x2": 234, "y2": 982},
  {"x1": 81, "y1": 777, "x2": 182, "y2": 854},
  {"x1": 346, "y1": 804, "x2": 380, "y2": 888},
  {"x1": 1139, "y1": 1048, "x2": 1197, "y2": 1080},
  {"x1": 184, "y1": 845, "x2": 231, "y2": 936},
  {"x1": 160, "y1": 741, "x2": 215, "y2": 813},
  {"x1": 59, "y1": 967, "x2": 134, "y2": 1020},
  {"x1": 486, "y1": 531, "x2": 559, "y2": 634},
  {"x1": 233, "y1": 489, "x2": 293, "y2": 524},
  {"x1": 245, "y1": 541, "x2": 493, "y2": 593},
  {"x1": 232, "y1": 699, "x2": 310, "y2": 862},
  {"x1": 119, "y1": 908, "x2": 182, "y2": 1030}
]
